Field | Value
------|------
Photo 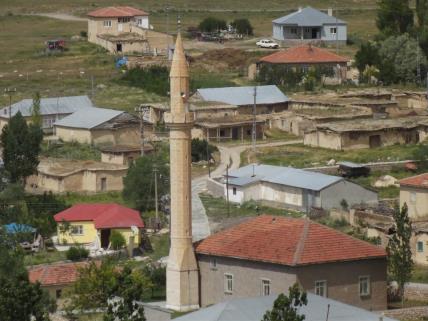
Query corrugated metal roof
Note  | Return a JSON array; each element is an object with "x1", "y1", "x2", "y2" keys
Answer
[
  {"x1": 54, "y1": 107, "x2": 123, "y2": 129},
  {"x1": 197, "y1": 85, "x2": 289, "y2": 106},
  {"x1": 0, "y1": 95, "x2": 94, "y2": 118},
  {"x1": 338, "y1": 161, "x2": 366, "y2": 168},
  {"x1": 175, "y1": 293, "x2": 397, "y2": 321},
  {"x1": 228, "y1": 164, "x2": 342, "y2": 191},
  {"x1": 273, "y1": 7, "x2": 346, "y2": 26}
]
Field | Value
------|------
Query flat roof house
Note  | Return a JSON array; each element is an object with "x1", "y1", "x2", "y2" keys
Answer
[
  {"x1": 54, "y1": 107, "x2": 140, "y2": 146},
  {"x1": 54, "y1": 203, "x2": 144, "y2": 249},
  {"x1": 195, "y1": 215, "x2": 387, "y2": 310},
  {"x1": 273, "y1": 7, "x2": 347, "y2": 44},
  {"x1": 225, "y1": 164, "x2": 378, "y2": 213}
]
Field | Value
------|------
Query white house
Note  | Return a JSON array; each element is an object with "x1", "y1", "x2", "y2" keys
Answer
[{"x1": 272, "y1": 7, "x2": 347, "y2": 44}]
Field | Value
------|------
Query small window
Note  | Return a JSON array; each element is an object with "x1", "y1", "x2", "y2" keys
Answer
[
  {"x1": 71, "y1": 225, "x2": 83, "y2": 235},
  {"x1": 232, "y1": 187, "x2": 237, "y2": 195},
  {"x1": 410, "y1": 192, "x2": 417, "y2": 203},
  {"x1": 305, "y1": 28, "x2": 311, "y2": 33},
  {"x1": 315, "y1": 280, "x2": 327, "y2": 297},
  {"x1": 220, "y1": 129, "x2": 225, "y2": 137},
  {"x1": 210, "y1": 258, "x2": 217, "y2": 269},
  {"x1": 418, "y1": 241, "x2": 424, "y2": 253},
  {"x1": 330, "y1": 27, "x2": 337, "y2": 35},
  {"x1": 137, "y1": 18, "x2": 143, "y2": 26},
  {"x1": 103, "y1": 20, "x2": 112, "y2": 27},
  {"x1": 261, "y1": 279, "x2": 271, "y2": 296},
  {"x1": 359, "y1": 276, "x2": 370, "y2": 296},
  {"x1": 224, "y1": 274, "x2": 233, "y2": 294},
  {"x1": 290, "y1": 28, "x2": 297, "y2": 34}
]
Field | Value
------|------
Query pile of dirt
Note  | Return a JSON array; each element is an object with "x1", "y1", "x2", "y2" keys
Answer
[{"x1": 192, "y1": 48, "x2": 256, "y2": 72}]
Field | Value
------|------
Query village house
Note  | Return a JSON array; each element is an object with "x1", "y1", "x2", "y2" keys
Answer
[
  {"x1": 0, "y1": 95, "x2": 94, "y2": 133},
  {"x1": 400, "y1": 173, "x2": 428, "y2": 220},
  {"x1": 26, "y1": 158, "x2": 128, "y2": 193},
  {"x1": 54, "y1": 203, "x2": 144, "y2": 249},
  {"x1": 54, "y1": 107, "x2": 140, "y2": 146},
  {"x1": 304, "y1": 116, "x2": 428, "y2": 150},
  {"x1": 100, "y1": 144, "x2": 153, "y2": 165},
  {"x1": 28, "y1": 261, "x2": 89, "y2": 300},
  {"x1": 258, "y1": 45, "x2": 350, "y2": 84},
  {"x1": 224, "y1": 164, "x2": 378, "y2": 213},
  {"x1": 195, "y1": 215, "x2": 387, "y2": 310},
  {"x1": 272, "y1": 7, "x2": 347, "y2": 44},
  {"x1": 87, "y1": 6, "x2": 173, "y2": 54}
]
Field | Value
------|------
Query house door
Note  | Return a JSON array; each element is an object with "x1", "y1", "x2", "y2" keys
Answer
[
  {"x1": 101, "y1": 229, "x2": 111, "y2": 249},
  {"x1": 101, "y1": 177, "x2": 107, "y2": 191},
  {"x1": 369, "y1": 135, "x2": 381, "y2": 148},
  {"x1": 232, "y1": 127, "x2": 239, "y2": 140},
  {"x1": 116, "y1": 44, "x2": 122, "y2": 52},
  {"x1": 312, "y1": 28, "x2": 317, "y2": 39},
  {"x1": 118, "y1": 23, "x2": 123, "y2": 32}
]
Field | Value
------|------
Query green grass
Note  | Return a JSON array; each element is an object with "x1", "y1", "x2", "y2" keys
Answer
[
  {"x1": 23, "y1": 249, "x2": 67, "y2": 266},
  {"x1": 199, "y1": 193, "x2": 303, "y2": 220},
  {"x1": 411, "y1": 264, "x2": 428, "y2": 283},
  {"x1": 41, "y1": 141, "x2": 101, "y2": 161},
  {"x1": 148, "y1": 233, "x2": 169, "y2": 261},
  {"x1": 59, "y1": 192, "x2": 126, "y2": 206}
]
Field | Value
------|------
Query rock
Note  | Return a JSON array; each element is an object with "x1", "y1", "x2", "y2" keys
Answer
[
  {"x1": 97, "y1": 83, "x2": 107, "y2": 89},
  {"x1": 71, "y1": 35, "x2": 83, "y2": 41},
  {"x1": 373, "y1": 175, "x2": 399, "y2": 188},
  {"x1": 327, "y1": 159, "x2": 336, "y2": 166}
]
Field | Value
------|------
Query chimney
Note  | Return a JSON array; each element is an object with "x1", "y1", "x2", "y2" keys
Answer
[{"x1": 328, "y1": 8, "x2": 333, "y2": 16}]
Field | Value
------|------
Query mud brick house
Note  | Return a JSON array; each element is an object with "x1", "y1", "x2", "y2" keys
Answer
[{"x1": 195, "y1": 215, "x2": 387, "y2": 310}]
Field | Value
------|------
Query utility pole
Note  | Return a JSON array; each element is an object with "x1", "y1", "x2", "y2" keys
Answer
[
  {"x1": 4, "y1": 88, "x2": 16, "y2": 119},
  {"x1": 335, "y1": 1, "x2": 339, "y2": 54},
  {"x1": 91, "y1": 75, "x2": 95, "y2": 98},
  {"x1": 135, "y1": 105, "x2": 150, "y2": 156},
  {"x1": 206, "y1": 140, "x2": 211, "y2": 177},
  {"x1": 252, "y1": 86, "x2": 257, "y2": 153},
  {"x1": 417, "y1": 36, "x2": 421, "y2": 84},
  {"x1": 153, "y1": 166, "x2": 159, "y2": 231},
  {"x1": 226, "y1": 164, "x2": 230, "y2": 217}
]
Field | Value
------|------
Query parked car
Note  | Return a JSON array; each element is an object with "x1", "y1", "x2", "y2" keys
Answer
[{"x1": 256, "y1": 39, "x2": 279, "y2": 49}]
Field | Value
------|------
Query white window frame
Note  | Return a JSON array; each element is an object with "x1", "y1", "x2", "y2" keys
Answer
[
  {"x1": 330, "y1": 27, "x2": 337, "y2": 35},
  {"x1": 71, "y1": 225, "x2": 83, "y2": 235},
  {"x1": 315, "y1": 280, "x2": 327, "y2": 297},
  {"x1": 103, "y1": 20, "x2": 112, "y2": 28},
  {"x1": 210, "y1": 257, "x2": 217, "y2": 270},
  {"x1": 359, "y1": 276, "x2": 370, "y2": 296},
  {"x1": 261, "y1": 279, "x2": 271, "y2": 296},
  {"x1": 417, "y1": 241, "x2": 424, "y2": 253},
  {"x1": 224, "y1": 273, "x2": 233, "y2": 294}
]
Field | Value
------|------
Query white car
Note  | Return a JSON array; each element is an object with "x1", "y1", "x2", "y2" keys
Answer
[{"x1": 256, "y1": 39, "x2": 279, "y2": 49}]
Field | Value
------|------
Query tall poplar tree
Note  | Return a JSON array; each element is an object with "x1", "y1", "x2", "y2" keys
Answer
[{"x1": 377, "y1": 0, "x2": 414, "y2": 36}]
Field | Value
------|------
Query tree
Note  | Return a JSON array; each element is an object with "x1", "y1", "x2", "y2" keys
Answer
[
  {"x1": 417, "y1": 0, "x2": 428, "y2": 28},
  {"x1": 31, "y1": 92, "x2": 42, "y2": 127},
  {"x1": 412, "y1": 142, "x2": 428, "y2": 171},
  {"x1": 231, "y1": 18, "x2": 253, "y2": 35},
  {"x1": 198, "y1": 17, "x2": 227, "y2": 32},
  {"x1": 387, "y1": 203, "x2": 413, "y2": 305},
  {"x1": 122, "y1": 152, "x2": 169, "y2": 212},
  {"x1": 354, "y1": 42, "x2": 380, "y2": 74},
  {"x1": 110, "y1": 230, "x2": 126, "y2": 250},
  {"x1": 376, "y1": 0, "x2": 413, "y2": 37},
  {"x1": 262, "y1": 283, "x2": 307, "y2": 321},
  {"x1": 1, "y1": 112, "x2": 43, "y2": 184},
  {"x1": 191, "y1": 138, "x2": 218, "y2": 162}
]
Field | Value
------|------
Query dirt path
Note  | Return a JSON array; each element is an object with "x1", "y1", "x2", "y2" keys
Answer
[{"x1": 28, "y1": 13, "x2": 87, "y2": 21}]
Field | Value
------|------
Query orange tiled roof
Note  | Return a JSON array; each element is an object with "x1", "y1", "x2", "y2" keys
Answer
[
  {"x1": 400, "y1": 173, "x2": 428, "y2": 189},
  {"x1": 28, "y1": 261, "x2": 89, "y2": 286},
  {"x1": 195, "y1": 215, "x2": 386, "y2": 266},
  {"x1": 260, "y1": 45, "x2": 349, "y2": 64},
  {"x1": 88, "y1": 6, "x2": 149, "y2": 18}
]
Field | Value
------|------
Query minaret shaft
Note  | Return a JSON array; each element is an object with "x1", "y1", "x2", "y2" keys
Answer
[{"x1": 165, "y1": 33, "x2": 199, "y2": 312}]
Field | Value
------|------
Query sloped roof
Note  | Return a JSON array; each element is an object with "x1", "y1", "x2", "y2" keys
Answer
[
  {"x1": 54, "y1": 107, "x2": 123, "y2": 129},
  {"x1": 260, "y1": 45, "x2": 349, "y2": 64},
  {"x1": 174, "y1": 293, "x2": 397, "y2": 321},
  {"x1": 196, "y1": 85, "x2": 289, "y2": 106},
  {"x1": 400, "y1": 173, "x2": 428, "y2": 190},
  {"x1": 273, "y1": 7, "x2": 346, "y2": 26},
  {"x1": 0, "y1": 95, "x2": 94, "y2": 119},
  {"x1": 54, "y1": 203, "x2": 144, "y2": 229},
  {"x1": 28, "y1": 261, "x2": 89, "y2": 286},
  {"x1": 227, "y1": 164, "x2": 342, "y2": 191},
  {"x1": 88, "y1": 6, "x2": 149, "y2": 18},
  {"x1": 195, "y1": 215, "x2": 386, "y2": 266}
]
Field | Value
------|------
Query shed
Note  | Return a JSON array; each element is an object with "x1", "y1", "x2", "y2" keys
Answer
[{"x1": 338, "y1": 161, "x2": 370, "y2": 178}]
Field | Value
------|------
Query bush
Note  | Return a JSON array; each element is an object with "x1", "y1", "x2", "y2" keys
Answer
[
  {"x1": 231, "y1": 18, "x2": 253, "y2": 36},
  {"x1": 66, "y1": 246, "x2": 89, "y2": 261},
  {"x1": 80, "y1": 31, "x2": 87, "y2": 38},
  {"x1": 191, "y1": 139, "x2": 218, "y2": 162},
  {"x1": 198, "y1": 17, "x2": 227, "y2": 32},
  {"x1": 110, "y1": 231, "x2": 126, "y2": 250},
  {"x1": 121, "y1": 65, "x2": 169, "y2": 96}
]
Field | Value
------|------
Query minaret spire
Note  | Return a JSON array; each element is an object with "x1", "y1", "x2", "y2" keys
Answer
[{"x1": 164, "y1": 33, "x2": 199, "y2": 312}]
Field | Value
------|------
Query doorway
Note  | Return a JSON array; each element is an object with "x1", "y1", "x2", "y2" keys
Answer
[
  {"x1": 232, "y1": 127, "x2": 239, "y2": 140},
  {"x1": 312, "y1": 28, "x2": 317, "y2": 39},
  {"x1": 100, "y1": 229, "x2": 111, "y2": 249},
  {"x1": 118, "y1": 23, "x2": 123, "y2": 32},
  {"x1": 116, "y1": 43, "x2": 122, "y2": 52},
  {"x1": 101, "y1": 177, "x2": 107, "y2": 191},
  {"x1": 369, "y1": 135, "x2": 381, "y2": 148}
]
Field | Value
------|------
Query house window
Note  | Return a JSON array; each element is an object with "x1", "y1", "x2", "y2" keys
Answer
[
  {"x1": 137, "y1": 18, "x2": 143, "y2": 26},
  {"x1": 305, "y1": 28, "x2": 311, "y2": 33},
  {"x1": 330, "y1": 27, "x2": 337, "y2": 35},
  {"x1": 71, "y1": 225, "x2": 83, "y2": 235},
  {"x1": 56, "y1": 289, "x2": 62, "y2": 299},
  {"x1": 261, "y1": 279, "x2": 271, "y2": 296},
  {"x1": 224, "y1": 274, "x2": 233, "y2": 294},
  {"x1": 103, "y1": 20, "x2": 112, "y2": 28},
  {"x1": 359, "y1": 276, "x2": 370, "y2": 296},
  {"x1": 315, "y1": 280, "x2": 327, "y2": 297},
  {"x1": 233, "y1": 187, "x2": 237, "y2": 195},
  {"x1": 290, "y1": 28, "x2": 297, "y2": 34},
  {"x1": 220, "y1": 129, "x2": 225, "y2": 137},
  {"x1": 210, "y1": 257, "x2": 217, "y2": 269},
  {"x1": 118, "y1": 17, "x2": 130, "y2": 23},
  {"x1": 418, "y1": 241, "x2": 424, "y2": 252},
  {"x1": 410, "y1": 192, "x2": 417, "y2": 203}
]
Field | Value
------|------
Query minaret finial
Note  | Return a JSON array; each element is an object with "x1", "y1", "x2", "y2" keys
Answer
[{"x1": 177, "y1": 14, "x2": 181, "y2": 33}]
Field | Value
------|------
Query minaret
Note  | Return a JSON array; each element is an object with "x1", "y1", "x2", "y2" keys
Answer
[{"x1": 164, "y1": 33, "x2": 199, "y2": 312}]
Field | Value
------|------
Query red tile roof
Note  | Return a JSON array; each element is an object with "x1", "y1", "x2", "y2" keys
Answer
[
  {"x1": 400, "y1": 173, "x2": 428, "y2": 189},
  {"x1": 28, "y1": 261, "x2": 89, "y2": 286},
  {"x1": 195, "y1": 215, "x2": 386, "y2": 266},
  {"x1": 54, "y1": 203, "x2": 144, "y2": 229},
  {"x1": 88, "y1": 6, "x2": 149, "y2": 18},
  {"x1": 260, "y1": 45, "x2": 349, "y2": 64}
]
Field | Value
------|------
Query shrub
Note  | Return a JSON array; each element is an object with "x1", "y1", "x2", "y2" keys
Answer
[
  {"x1": 121, "y1": 65, "x2": 169, "y2": 96},
  {"x1": 198, "y1": 17, "x2": 227, "y2": 32},
  {"x1": 66, "y1": 246, "x2": 89, "y2": 261},
  {"x1": 110, "y1": 230, "x2": 126, "y2": 250},
  {"x1": 191, "y1": 139, "x2": 218, "y2": 162},
  {"x1": 80, "y1": 31, "x2": 88, "y2": 38}
]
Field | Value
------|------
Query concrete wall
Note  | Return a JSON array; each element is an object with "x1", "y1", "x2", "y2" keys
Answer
[
  {"x1": 411, "y1": 233, "x2": 428, "y2": 266},
  {"x1": 101, "y1": 151, "x2": 140, "y2": 165},
  {"x1": 321, "y1": 24, "x2": 347, "y2": 42},
  {"x1": 198, "y1": 254, "x2": 387, "y2": 310},
  {"x1": 400, "y1": 186, "x2": 428, "y2": 219},
  {"x1": 304, "y1": 130, "x2": 342, "y2": 150},
  {"x1": 272, "y1": 23, "x2": 346, "y2": 42},
  {"x1": 57, "y1": 221, "x2": 97, "y2": 244},
  {"x1": 56, "y1": 127, "x2": 92, "y2": 144}
]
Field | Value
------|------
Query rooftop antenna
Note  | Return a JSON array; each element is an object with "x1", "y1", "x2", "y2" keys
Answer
[{"x1": 252, "y1": 86, "x2": 257, "y2": 153}]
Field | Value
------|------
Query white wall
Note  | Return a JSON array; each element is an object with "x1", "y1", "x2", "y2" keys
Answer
[
  {"x1": 322, "y1": 24, "x2": 347, "y2": 42},
  {"x1": 135, "y1": 16, "x2": 149, "y2": 29}
]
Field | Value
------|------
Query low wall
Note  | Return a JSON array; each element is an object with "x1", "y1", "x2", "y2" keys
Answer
[
  {"x1": 384, "y1": 306, "x2": 428, "y2": 320},
  {"x1": 306, "y1": 160, "x2": 414, "y2": 175},
  {"x1": 206, "y1": 178, "x2": 224, "y2": 197}
]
